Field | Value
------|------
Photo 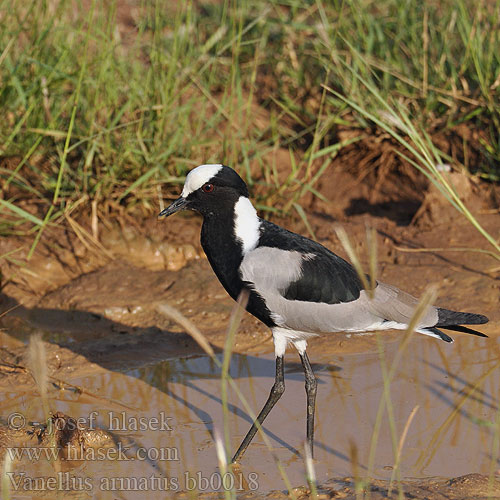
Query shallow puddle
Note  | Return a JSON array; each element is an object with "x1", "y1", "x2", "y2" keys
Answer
[{"x1": 2, "y1": 331, "x2": 498, "y2": 498}]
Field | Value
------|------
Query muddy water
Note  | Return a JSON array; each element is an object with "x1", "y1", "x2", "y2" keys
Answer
[{"x1": 3, "y1": 331, "x2": 498, "y2": 498}]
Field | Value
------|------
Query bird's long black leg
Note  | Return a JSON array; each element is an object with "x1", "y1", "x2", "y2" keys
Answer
[
  {"x1": 231, "y1": 355, "x2": 285, "y2": 463},
  {"x1": 299, "y1": 351, "x2": 317, "y2": 458}
]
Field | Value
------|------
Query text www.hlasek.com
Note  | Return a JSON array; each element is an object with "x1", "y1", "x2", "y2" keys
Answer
[{"x1": 6, "y1": 443, "x2": 178, "y2": 462}]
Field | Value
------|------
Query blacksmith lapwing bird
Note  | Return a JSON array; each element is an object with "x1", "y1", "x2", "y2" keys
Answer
[{"x1": 159, "y1": 164, "x2": 489, "y2": 462}]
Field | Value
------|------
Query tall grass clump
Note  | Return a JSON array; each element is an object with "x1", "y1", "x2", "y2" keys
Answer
[{"x1": 0, "y1": 0, "x2": 498, "y2": 247}]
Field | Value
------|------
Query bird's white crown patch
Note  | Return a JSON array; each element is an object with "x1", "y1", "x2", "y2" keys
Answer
[{"x1": 181, "y1": 164, "x2": 223, "y2": 197}]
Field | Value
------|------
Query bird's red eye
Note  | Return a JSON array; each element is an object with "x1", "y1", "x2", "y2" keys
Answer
[{"x1": 202, "y1": 183, "x2": 214, "y2": 193}]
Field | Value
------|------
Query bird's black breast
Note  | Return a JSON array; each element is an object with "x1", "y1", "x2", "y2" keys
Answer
[
  {"x1": 200, "y1": 215, "x2": 276, "y2": 327},
  {"x1": 258, "y1": 220, "x2": 364, "y2": 304}
]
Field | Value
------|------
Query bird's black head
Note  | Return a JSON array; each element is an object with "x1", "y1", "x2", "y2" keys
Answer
[{"x1": 159, "y1": 164, "x2": 249, "y2": 218}]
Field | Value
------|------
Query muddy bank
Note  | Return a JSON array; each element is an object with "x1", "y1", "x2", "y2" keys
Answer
[
  {"x1": 175, "y1": 473, "x2": 500, "y2": 498},
  {"x1": 242, "y1": 473, "x2": 500, "y2": 499}
]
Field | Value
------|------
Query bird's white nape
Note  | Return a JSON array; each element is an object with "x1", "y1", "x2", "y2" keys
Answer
[
  {"x1": 233, "y1": 196, "x2": 260, "y2": 254},
  {"x1": 181, "y1": 164, "x2": 223, "y2": 197}
]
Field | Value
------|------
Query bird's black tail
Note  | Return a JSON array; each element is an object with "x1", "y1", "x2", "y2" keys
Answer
[
  {"x1": 436, "y1": 308, "x2": 489, "y2": 326},
  {"x1": 433, "y1": 308, "x2": 489, "y2": 340}
]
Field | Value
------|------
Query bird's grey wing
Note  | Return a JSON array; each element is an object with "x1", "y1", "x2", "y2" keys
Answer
[
  {"x1": 256, "y1": 220, "x2": 364, "y2": 304},
  {"x1": 239, "y1": 246, "x2": 308, "y2": 300},
  {"x1": 240, "y1": 247, "x2": 374, "y2": 332},
  {"x1": 365, "y1": 282, "x2": 438, "y2": 327},
  {"x1": 240, "y1": 248, "x2": 438, "y2": 333},
  {"x1": 240, "y1": 246, "x2": 363, "y2": 305}
]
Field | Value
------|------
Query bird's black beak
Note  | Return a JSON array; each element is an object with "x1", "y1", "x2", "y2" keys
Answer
[{"x1": 158, "y1": 197, "x2": 188, "y2": 217}]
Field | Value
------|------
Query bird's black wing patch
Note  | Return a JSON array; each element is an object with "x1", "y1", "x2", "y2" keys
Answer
[
  {"x1": 258, "y1": 220, "x2": 364, "y2": 305},
  {"x1": 283, "y1": 253, "x2": 363, "y2": 304}
]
